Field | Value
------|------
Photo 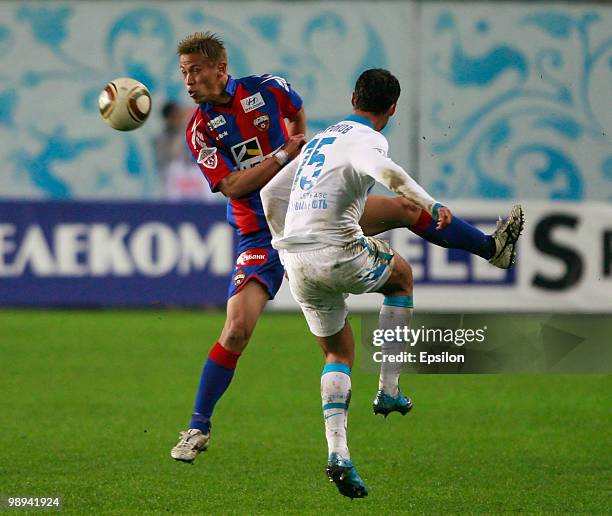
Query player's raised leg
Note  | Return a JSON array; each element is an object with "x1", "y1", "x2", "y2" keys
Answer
[
  {"x1": 359, "y1": 196, "x2": 524, "y2": 269},
  {"x1": 316, "y1": 321, "x2": 368, "y2": 499},
  {"x1": 372, "y1": 252, "x2": 415, "y2": 417},
  {"x1": 171, "y1": 281, "x2": 269, "y2": 462}
]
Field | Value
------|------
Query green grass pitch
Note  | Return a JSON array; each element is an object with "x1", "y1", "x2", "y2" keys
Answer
[{"x1": 1, "y1": 310, "x2": 610, "y2": 514}]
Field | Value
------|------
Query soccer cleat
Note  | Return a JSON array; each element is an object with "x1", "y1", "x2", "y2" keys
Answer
[
  {"x1": 373, "y1": 389, "x2": 413, "y2": 417},
  {"x1": 170, "y1": 429, "x2": 210, "y2": 463},
  {"x1": 326, "y1": 453, "x2": 368, "y2": 499},
  {"x1": 488, "y1": 204, "x2": 525, "y2": 269}
]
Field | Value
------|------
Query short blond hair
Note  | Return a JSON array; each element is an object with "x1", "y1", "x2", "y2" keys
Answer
[{"x1": 176, "y1": 31, "x2": 227, "y2": 63}]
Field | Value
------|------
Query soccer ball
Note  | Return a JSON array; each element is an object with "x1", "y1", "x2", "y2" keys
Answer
[{"x1": 98, "y1": 77, "x2": 152, "y2": 131}]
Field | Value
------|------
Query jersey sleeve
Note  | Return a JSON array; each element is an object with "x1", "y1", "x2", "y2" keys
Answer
[
  {"x1": 185, "y1": 114, "x2": 234, "y2": 192},
  {"x1": 260, "y1": 156, "x2": 300, "y2": 246},
  {"x1": 350, "y1": 132, "x2": 439, "y2": 214},
  {"x1": 263, "y1": 75, "x2": 303, "y2": 119}
]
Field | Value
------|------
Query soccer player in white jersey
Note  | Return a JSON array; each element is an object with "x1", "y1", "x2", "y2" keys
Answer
[{"x1": 261, "y1": 69, "x2": 523, "y2": 498}]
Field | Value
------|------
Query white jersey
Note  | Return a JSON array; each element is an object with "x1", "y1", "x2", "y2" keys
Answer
[{"x1": 272, "y1": 115, "x2": 438, "y2": 251}]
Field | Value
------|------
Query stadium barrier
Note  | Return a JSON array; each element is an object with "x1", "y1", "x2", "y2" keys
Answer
[
  {"x1": 0, "y1": 201, "x2": 234, "y2": 306},
  {"x1": 1, "y1": 200, "x2": 610, "y2": 311}
]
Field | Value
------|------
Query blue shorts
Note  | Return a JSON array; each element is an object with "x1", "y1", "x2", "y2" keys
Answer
[{"x1": 227, "y1": 230, "x2": 285, "y2": 300}]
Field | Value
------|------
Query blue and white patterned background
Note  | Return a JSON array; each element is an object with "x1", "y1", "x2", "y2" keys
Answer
[
  {"x1": 421, "y1": 3, "x2": 612, "y2": 201},
  {"x1": 1, "y1": 2, "x2": 609, "y2": 201},
  {"x1": 0, "y1": 1, "x2": 413, "y2": 199}
]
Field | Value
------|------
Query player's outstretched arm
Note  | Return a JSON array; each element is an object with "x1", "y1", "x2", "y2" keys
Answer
[{"x1": 217, "y1": 134, "x2": 305, "y2": 199}]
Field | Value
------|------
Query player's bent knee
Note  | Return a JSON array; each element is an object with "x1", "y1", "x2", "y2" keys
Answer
[
  {"x1": 222, "y1": 318, "x2": 254, "y2": 350},
  {"x1": 396, "y1": 258, "x2": 413, "y2": 292},
  {"x1": 380, "y1": 255, "x2": 413, "y2": 296},
  {"x1": 394, "y1": 196, "x2": 421, "y2": 226}
]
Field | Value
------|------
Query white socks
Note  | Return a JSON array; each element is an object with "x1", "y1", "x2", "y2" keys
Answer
[
  {"x1": 321, "y1": 363, "x2": 351, "y2": 459},
  {"x1": 378, "y1": 296, "x2": 414, "y2": 396}
]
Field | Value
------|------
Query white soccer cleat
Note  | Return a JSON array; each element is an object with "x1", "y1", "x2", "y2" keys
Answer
[
  {"x1": 488, "y1": 204, "x2": 525, "y2": 269},
  {"x1": 170, "y1": 429, "x2": 210, "y2": 463}
]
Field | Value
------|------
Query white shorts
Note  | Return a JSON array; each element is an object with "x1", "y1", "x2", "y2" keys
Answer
[{"x1": 283, "y1": 236, "x2": 394, "y2": 337}]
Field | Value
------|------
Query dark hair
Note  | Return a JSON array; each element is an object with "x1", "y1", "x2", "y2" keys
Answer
[
  {"x1": 176, "y1": 31, "x2": 227, "y2": 63},
  {"x1": 353, "y1": 69, "x2": 400, "y2": 115}
]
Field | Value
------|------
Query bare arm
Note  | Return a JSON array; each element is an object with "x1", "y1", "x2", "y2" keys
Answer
[
  {"x1": 217, "y1": 134, "x2": 305, "y2": 199},
  {"x1": 286, "y1": 107, "x2": 306, "y2": 137}
]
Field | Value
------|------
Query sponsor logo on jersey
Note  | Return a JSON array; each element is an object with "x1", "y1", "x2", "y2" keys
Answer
[
  {"x1": 207, "y1": 115, "x2": 226, "y2": 130},
  {"x1": 215, "y1": 131, "x2": 228, "y2": 141},
  {"x1": 191, "y1": 119, "x2": 206, "y2": 148},
  {"x1": 233, "y1": 269, "x2": 246, "y2": 287},
  {"x1": 236, "y1": 248, "x2": 269, "y2": 267},
  {"x1": 197, "y1": 146, "x2": 218, "y2": 169},
  {"x1": 240, "y1": 92, "x2": 265, "y2": 113},
  {"x1": 194, "y1": 132, "x2": 206, "y2": 147},
  {"x1": 253, "y1": 114, "x2": 270, "y2": 132},
  {"x1": 231, "y1": 137, "x2": 263, "y2": 169}
]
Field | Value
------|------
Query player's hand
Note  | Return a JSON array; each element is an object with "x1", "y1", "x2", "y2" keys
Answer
[
  {"x1": 283, "y1": 134, "x2": 306, "y2": 160},
  {"x1": 436, "y1": 206, "x2": 452, "y2": 230}
]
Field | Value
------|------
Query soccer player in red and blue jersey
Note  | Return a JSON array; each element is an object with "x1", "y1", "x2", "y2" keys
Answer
[
  {"x1": 170, "y1": 32, "x2": 523, "y2": 463},
  {"x1": 171, "y1": 32, "x2": 306, "y2": 462}
]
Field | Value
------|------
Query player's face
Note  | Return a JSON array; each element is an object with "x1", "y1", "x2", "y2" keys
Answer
[{"x1": 179, "y1": 53, "x2": 226, "y2": 104}]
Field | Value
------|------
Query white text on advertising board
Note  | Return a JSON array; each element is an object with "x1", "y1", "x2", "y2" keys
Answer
[{"x1": 0, "y1": 222, "x2": 233, "y2": 277}]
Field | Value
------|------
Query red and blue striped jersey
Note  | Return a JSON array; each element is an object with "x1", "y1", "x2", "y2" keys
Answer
[{"x1": 186, "y1": 75, "x2": 303, "y2": 236}]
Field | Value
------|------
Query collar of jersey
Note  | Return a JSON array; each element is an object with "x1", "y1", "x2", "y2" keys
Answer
[
  {"x1": 345, "y1": 114, "x2": 374, "y2": 129},
  {"x1": 200, "y1": 76, "x2": 238, "y2": 111},
  {"x1": 225, "y1": 76, "x2": 238, "y2": 96}
]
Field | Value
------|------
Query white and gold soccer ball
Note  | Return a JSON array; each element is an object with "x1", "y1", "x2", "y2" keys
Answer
[{"x1": 98, "y1": 77, "x2": 152, "y2": 131}]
